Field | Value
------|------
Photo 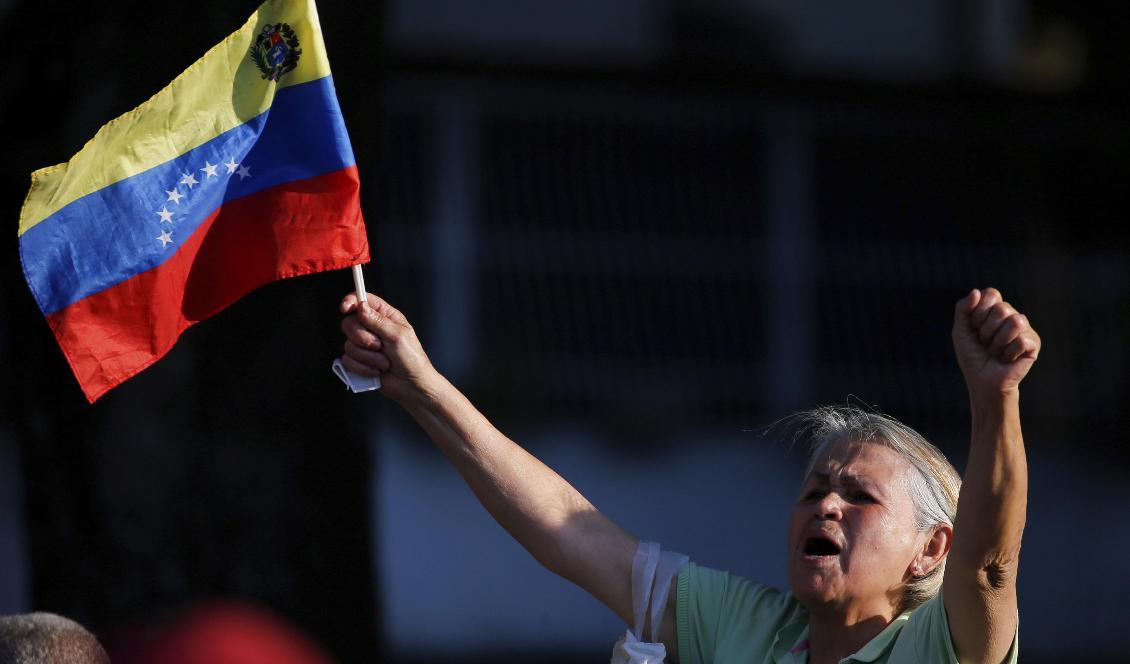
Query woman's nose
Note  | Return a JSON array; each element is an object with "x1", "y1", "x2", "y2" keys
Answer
[{"x1": 815, "y1": 493, "x2": 843, "y2": 520}]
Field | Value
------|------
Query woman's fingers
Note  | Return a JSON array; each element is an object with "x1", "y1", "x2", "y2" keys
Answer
[
  {"x1": 342, "y1": 315, "x2": 381, "y2": 351},
  {"x1": 341, "y1": 292, "x2": 410, "y2": 327},
  {"x1": 999, "y1": 336, "x2": 1027, "y2": 364},
  {"x1": 340, "y1": 352, "x2": 383, "y2": 378},
  {"x1": 998, "y1": 326, "x2": 1039, "y2": 362},
  {"x1": 953, "y1": 288, "x2": 979, "y2": 325},
  {"x1": 340, "y1": 292, "x2": 361, "y2": 314},
  {"x1": 985, "y1": 308, "x2": 1040, "y2": 365},
  {"x1": 366, "y1": 293, "x2": 410, "y2": 325},
  {"x1": 344, "y1": 340, "x2": 391, "y2": 371},
  {"x1": 969, "y1": 287, "x2": 1002, "y2": 327},
  {"x1": 977, "y1": 301, "x2": 1017, "y2": 346},
  {"x1": 987, "y1": 313, "x2": 1024, "y2": 357}
]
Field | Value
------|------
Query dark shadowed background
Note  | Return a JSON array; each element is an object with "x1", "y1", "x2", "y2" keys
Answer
[{"x1": 1, "y1": 0, "x2": 1128, "y2": 661}]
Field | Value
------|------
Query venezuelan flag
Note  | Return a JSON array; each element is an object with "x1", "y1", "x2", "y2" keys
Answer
[{"x1": 17, "y1": 0, "x2": 368, "y2": 403}]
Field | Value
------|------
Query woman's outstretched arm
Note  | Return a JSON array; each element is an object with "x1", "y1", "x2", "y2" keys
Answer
[
  {"x1": 338, "y1": 292, "x2": 640, "y2": 629},
  {"x1": 946, "y1": 287, "x2": 1041, "y2": 664}
]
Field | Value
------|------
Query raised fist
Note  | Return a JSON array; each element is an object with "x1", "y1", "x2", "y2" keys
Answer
[{"x1": 952, "y1": 288, "x2": 1041, "y2": 397}]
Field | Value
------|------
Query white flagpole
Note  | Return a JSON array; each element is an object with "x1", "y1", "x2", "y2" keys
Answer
[{"x1": 352, "y1": 264, "x2": 368, "y2": 311}]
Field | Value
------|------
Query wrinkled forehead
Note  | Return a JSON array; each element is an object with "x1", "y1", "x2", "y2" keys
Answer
[{"x1": 804, "y1": 437, "x2": 913, "y2": 487}]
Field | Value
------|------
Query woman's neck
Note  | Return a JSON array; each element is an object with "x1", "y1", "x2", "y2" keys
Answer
[{"x1": 805, "y1": 604, "x2": 894, "y2": 664}]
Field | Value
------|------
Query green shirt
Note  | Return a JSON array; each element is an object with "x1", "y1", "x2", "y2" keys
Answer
[{"x1": 676, "y1": 563, "x2": 1018, "y2": 663}]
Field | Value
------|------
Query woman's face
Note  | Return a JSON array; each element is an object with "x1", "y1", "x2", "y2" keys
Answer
[{"x1": 786, "y1": 439, "x2": 926, "y2": 620}]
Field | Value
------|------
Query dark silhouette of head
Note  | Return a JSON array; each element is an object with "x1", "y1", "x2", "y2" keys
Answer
[{"x1": 0, "y1": 612, "x2": 110, "y2": 664}]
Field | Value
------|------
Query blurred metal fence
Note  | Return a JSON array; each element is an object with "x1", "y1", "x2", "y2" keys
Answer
[{"x1": 371, "y1": 70, "x2": 1130, "y2": 452}]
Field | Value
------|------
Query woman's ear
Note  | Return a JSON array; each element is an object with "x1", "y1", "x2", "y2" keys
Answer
[{"x1": 913, "y1": 524, "x2": 953, "y2": 576}]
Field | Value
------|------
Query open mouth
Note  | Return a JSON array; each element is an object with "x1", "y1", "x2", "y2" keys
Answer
[{"x1": 802, "y1": 536, "x2": 842, "y2": 557}]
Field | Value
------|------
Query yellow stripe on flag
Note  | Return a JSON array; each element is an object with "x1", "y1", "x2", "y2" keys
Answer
[{"x1": 19, "y1": 0, "x2": 333, "y2": 236}]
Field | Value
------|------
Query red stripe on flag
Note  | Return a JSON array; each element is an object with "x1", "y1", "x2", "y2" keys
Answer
[{"x1": 46, "y1": 166, "x2": 368, "y2": 403}]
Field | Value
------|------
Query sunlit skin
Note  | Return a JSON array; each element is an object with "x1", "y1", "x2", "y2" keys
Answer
[{"x1": 786, "y1": 440, "x2": 951, "y2": 660}]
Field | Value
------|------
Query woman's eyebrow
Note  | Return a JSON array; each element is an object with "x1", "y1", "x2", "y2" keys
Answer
[
  {"x1": 812, "y1": 471, "x2": 879, "y2": 490},
  {"x1": 804, "y1": 472, "x2": 830, "y2": 485}
]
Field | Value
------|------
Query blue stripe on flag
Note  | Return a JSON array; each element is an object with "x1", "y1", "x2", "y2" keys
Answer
[{"x1": 20, "y1": 75, "x2": 356, "y2": 316}]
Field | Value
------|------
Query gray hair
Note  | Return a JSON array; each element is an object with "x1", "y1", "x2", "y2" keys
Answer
[
  {"x1": 797, "y1": 405, "x2": 962, "y2": 613},
  {"x1": 0, "y1": 613, "x2": 110, "y2": 664}
]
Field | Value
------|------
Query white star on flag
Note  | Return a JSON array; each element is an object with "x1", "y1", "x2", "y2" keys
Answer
[
  {"x1": 236, "y1": 164, "x2": 252, "y2": 180},
  {"x1": 181, "y1": 172, "x2": 198, "y2": 188},
  {"x1": 156, "y1": 230, "x2": 173, "y2": 247},
  {"x1": 201, "y1": 161, "x2": 219, "y2": 178},
  {"x1": 223, "y1": 158, "x2": 239, "y2": 174},
  {"x1": 166, "y1": 188, "x2": 184, "y2": 204},
  {"x1": 156, "y1": 207, "x2": 174, "y2": 223}
]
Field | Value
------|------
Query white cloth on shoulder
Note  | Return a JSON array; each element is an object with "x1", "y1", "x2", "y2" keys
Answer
[{"x1": 610, "y1": 541, "x2": 689, "y2": 664}]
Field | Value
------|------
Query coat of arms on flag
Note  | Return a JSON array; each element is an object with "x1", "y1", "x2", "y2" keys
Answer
[{"x1": 251, "y1": 22, "x2": 303, "y2": 81}]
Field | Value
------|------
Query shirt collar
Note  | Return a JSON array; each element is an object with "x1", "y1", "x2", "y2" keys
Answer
[
  {"x1": 772, "y1": 609, "x2": 911, "y2": 663},
  {"x1": 770, "y1": 618, "x2": 810, "y2": 663},
  {"x1": 845, "y1": 611, "x2": 910, "y2": 662}
]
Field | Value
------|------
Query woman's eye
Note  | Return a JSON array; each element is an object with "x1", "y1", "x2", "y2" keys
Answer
[
  {"x1": 849, "y1": 490, "x2": 873, "y2": 502},
  {"x1": 803, "y1": 490, "x2": 825, "y2": 501}
]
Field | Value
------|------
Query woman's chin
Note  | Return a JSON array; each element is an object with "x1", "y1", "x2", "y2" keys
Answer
[
  {"x1": 790, "y1": 566, "x2": 843, "y2": 605},
  {"x1": 795, "y1": 586, "x2": 844, "y2": 611}
]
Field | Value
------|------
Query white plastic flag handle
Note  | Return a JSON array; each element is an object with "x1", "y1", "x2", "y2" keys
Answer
[{"x1": 332, "y1": 264, "x2": 381, "y2": 393}]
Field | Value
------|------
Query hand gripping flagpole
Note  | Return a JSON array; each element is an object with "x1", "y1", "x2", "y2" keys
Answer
[{"x1": 331, "y1": 264, "x2": 381, "y2": 393}]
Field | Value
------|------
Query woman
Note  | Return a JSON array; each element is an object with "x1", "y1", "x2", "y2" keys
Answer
[{"x1": 339, "y1": 287, "x2": 1039, "y2": 663}]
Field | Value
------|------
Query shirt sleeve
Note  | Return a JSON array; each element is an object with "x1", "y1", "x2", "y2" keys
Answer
[
  {"x1": 676, "y1": 563, "x2": 724, "y2": 664},
  {"x1": 895, "y1": 590, "x2": 1019, "y2": 664},
  {"x1": 676, "y1": 563, "x2": 795, "y2": 664}
]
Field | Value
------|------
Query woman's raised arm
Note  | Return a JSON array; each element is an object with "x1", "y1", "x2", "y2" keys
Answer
[
  {"x1": 338, "y1": 292, "x2": 640, "y2": 628},
  {"x1": 946, "y1": 288, "x2": 1041, "y2": 663}
]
